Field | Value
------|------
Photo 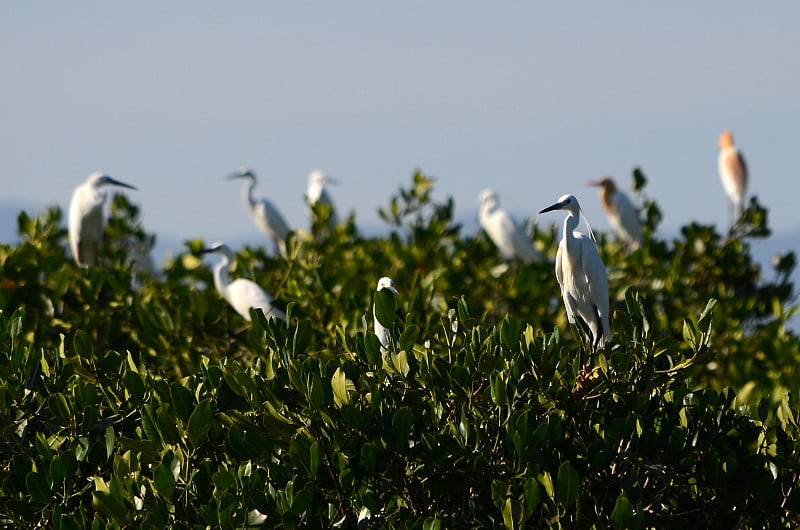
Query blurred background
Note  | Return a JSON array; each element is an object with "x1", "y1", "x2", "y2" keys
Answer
[{"x1": 2, "y1": 2, "x2": 798, "y2": 265}]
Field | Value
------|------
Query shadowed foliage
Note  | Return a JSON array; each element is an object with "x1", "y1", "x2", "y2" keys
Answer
[{"x1": 0, "y1": 170, "x2": 798, "y2": 528}]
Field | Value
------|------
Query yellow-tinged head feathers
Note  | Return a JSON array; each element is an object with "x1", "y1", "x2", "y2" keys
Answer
[
  {"x1": 587, "y1": 176, "x2": 618, "y2": 193},
  {"x1": 718, "y1": 130, "x2": 735, "y2": 149}
]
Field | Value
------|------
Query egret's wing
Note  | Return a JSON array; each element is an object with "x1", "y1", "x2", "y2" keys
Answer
[
  {"x1": 611, "y1": 192, "x2": 642, "y2": 245},
  {"x1": 76, "y1": 204, "x2": 104, "y2": 266},
  {"x1": 483, "y1": 210, "x2": 516, "y2": 260},
  {"x1": 259, "y1": 199, "x2": 291, "y2": 240},
  {"x1": 505, "y1": 214, "x2": 542, "y2": 263},
  {"x1": 580, "y1": 238, "x2": 610, "y2": 340},
  {"x1": 555, "y1": 241, "x2": 576, "y2": 324},
  {"x1": 227, "y1": 278, "x2": 275, "y2": 321}
]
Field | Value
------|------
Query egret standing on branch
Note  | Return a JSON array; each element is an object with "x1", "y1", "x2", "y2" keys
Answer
[
  {"x1": 540, "y1": 194, "x2": 610, "y2": 349},
  {"x1": 373, "y1": 276, "x2": 399, "y2": 352},
  {"x1": 228, "y1": 168, "x2": 291, "y2": 255},
  {"x1": 305, "y1": 170, "x2": 338, "y2": 228},
  {"x1": 587, "y1": 177, "x2": 642, "y2": 249},
  {"x1": 718, "y1": 130, "x2": 748, "y2": 228},
  {"x1": 478, "y1": 189, "x2": 544, "y2": 263},
  {"x1": 200, "y1": 242, "x2": 285, "y2": 322},
  {"x1": 68, "y1": 172, "x2": 137, "y2": 267}
]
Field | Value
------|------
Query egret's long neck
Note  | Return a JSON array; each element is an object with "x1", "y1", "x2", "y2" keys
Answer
[
  {"x1": 563, "y1": 210, "x2": 579, "y2": 240},
  {"x1": 242, "y1": 179, "x2": 256, "y2": 210},
  {"x1": 213, "y1": 256, "x2": 232, "y2": 299},
  {"x1": 599, "y1": 188, "x2": 614, "y2": 215}
]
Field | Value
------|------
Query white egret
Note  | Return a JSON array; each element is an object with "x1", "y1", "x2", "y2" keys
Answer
[
  {"x1": 68, "y1": 172, "x2": 137, "y2": 267},
  {"x1": 478, "y1": 189, "x2": 543, "y2": 263},
  {"x1": 305, "y1": 170, "x2": 338, "y2": 227},
  {"x1": 718, "y1": 130, "x2": 748, "y2": 227},
  {"x1": 373, "y1": 276, "x2": 399, "y2": 352},
  {"x1": 228, "y1": 168, "x2": 291, "y2": 255},
  {"x1": 539, "y1": 194, "x2": 610, "y2": 349},
  {"x1": 200, "y1": 242, "x2": 285, "y2": 322},
  {"x1": 587, "y1": 177, "x2": 642, "y2": 249}
]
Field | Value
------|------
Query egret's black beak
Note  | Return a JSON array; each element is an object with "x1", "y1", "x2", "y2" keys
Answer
[
  {"x1": 539, "y1": 200, "x2": 566, "y2": 214},
  {"x1": 109, "y1": 178, "x2": 137, "y2": 191}
]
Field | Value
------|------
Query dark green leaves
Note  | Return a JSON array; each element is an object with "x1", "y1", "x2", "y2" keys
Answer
[{"x1": 188, "y1": 399, "x2": 213, "y2": 448}]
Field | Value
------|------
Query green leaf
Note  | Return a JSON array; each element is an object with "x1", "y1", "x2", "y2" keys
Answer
[
  {"x1": 523, "y1": 477, "x2": 541, "y2": 517},
  {"x1": 331, "y1": 367, "x2": 350, "y2": 408},
  {"x1": 423, "y1": 516, "x2": 442, "y2": 530},
  {"x1": 48, "y1": 393, "x2": 72, "y2": 425},
  {"x1": 490, "y1": 373, "x2": 508, "y2": 408},
  {"x1": 292, "y1": 320, "x2": 312, "y2": 355},
  {"x1": 92, "y1": 479, "x2": 127, "y2": 526},
  {"x1": 610, "y1": 491, "x2": 634, "y2": 530},
  {"x1": 556, "y1": 461, "x2": 579, "y2": 509},
  {"x1": 26, "y1": 470, "x2": 52, "y2": 504},
  {"x1": 501, "y1": 497, "x2": 515, "y2": 530},
  {"x1": 374, "y1": 289, "x2": 397, "y2": 328},
  {"x1": 72, "y1": 330, "x2": 93, "y2": 358},
  {"x1": 309, "y1": 441, "x2": 322, "y2": 479},
  {"x1": 188, "y1": 399, "x2": 213, "y2": 448},
  {"x1": 154, "y1": 462, "x2": 176, "y2": 499},
  {"x1": 213, "y1": 468, "x2": 237, "y2": 496},
  {"x1": 392, "y1": 407, "x2": 413, "y2": 450},
  {"x1": 170, "y1": 383, "x2": 194, "y2": 423},
  {"x1": 398, "y1": 324, "x2": 420, "y2": 351}
]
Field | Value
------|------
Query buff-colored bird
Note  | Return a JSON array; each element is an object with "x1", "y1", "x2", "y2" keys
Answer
[
  {"x1": 718, "y1": 130, "x2": 748, "y2": 228},
  {"x1": 587, "y1": 177, "x2": 642, "y2": 249}
]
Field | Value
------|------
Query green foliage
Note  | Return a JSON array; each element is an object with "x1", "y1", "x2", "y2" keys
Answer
[{"x1": 1, "y1": 170, "x2": 799, "y2": 528}]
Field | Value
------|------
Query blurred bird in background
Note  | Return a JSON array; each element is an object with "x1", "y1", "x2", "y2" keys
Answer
[
  {"x1": 718, "y1": 130, "x2": 748, "y2": 229},
  {"x1": 305, "y1": 170, "x2": 338, "y2": 229},
  {"x1": 200, "y1": 241, "x2": 285, "y2": 322},
  {"x1": 478, "y1": 189, "x2": 544, "y2": 263},
  {"x1": 228, "y1": 168, "x2": 291, "y2": 255},
  {"x1": 68, "y1": 172, "x2": 137, "y2": 267},
  {"x1": 587, "y1": 177, "x2": 642, "y2": 250}
]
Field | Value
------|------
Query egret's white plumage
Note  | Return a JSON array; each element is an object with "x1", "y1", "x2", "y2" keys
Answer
[
  {"x1": 201, "y1": 242, "x2": 285, "y2": 322},
  {"x1": 587, "y1": 177, "x2": 642, "y2": 249},
  {"x1": 478, "y1": 189, "x2": 543, "y2": 263},
  {"x1": 540, "y1": 194, "x2": 610, "y2": 348},
  {"x1": 68, "y1": 172, "x2": 137, "y2": 267},
  {"x1": 718, "y1": 130, "x2": 748, "y2": 225},
  {"x1": 228, "y1": 168, "x2": 290, "y2": 255},
  {"x1": 373, "y1": 276, "x2": 399, "y2": 352},
  {"x1": 305, "y1": 170, "x2": 338, "y2": 227}
]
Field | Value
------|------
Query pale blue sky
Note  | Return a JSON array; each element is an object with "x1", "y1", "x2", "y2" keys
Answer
[{"x1": 3, "y1": 3, "x2": 799, "y2": 256}]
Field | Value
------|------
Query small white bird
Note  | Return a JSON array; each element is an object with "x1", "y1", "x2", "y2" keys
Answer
[
  {"x1": 305, "y1": 170, "x2": 338, "y2": 227},
  {"x1": 718, "y1": 130, "x2": 748, "y2": 227},
  {"x1": 373, "y1": 277, "x2": 399, "y2": 352},
  {"x1": 540, "y1": 194, "x2": 610, "y2": 349},
  {"x1": 228, "y1": 168, "x2": 291, "y2": 255},
  {"x1": 478, "y1": 189, "x2": 544, "y2": 263},
  {"x1": 587, "y1": 177, "x2": 642, "y2": 249},
  {"x1": 68, "y1": 172, "x2": 137, "y2": 267},
  {"x1": 200, "y1": 242, "x2": 285, "y2": 322}
]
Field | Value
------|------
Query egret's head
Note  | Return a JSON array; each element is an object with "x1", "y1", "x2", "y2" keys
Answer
[
  {"x1": 309, "y1": 170, "x2": 337, "y2": 187},
  {"x1": 539, "y1": 194, "x2": 580, "y2": 215},
  {"x1": 88, "y1": 172, "x2": 137, "y2": 191},
  {"x1": 718, "y1": 130, "x2": 734, "y2": 149},
  {"x1": 376, "y1": 276, "x2": 399, "y2": 295},
  {"x1": 478, "y1": 189, "x2": 499, "y2": 208},
  {"x1": 228, "y1": 168, "x2": 256, "y2": 182},
  {"x1": 200, "y1": 241, "x2": 233, "y2": 260},
  {"x1": 587, "y1": 177, "x2": 617, "y2": 193}
]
